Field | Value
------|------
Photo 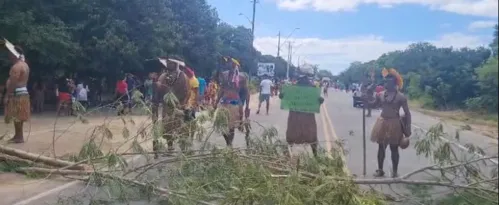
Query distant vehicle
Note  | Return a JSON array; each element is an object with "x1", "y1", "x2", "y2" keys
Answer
[{"x1": 352, "y1": 89, "x2": 363, "y2": 108}]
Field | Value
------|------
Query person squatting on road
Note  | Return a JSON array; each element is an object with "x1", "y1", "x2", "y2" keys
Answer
[
  {"x1": 2, "y1": 39, "x2": 30, "y2": 144},
  {"x1": 152, "y1": 58, "x2": 191, "y2": 157},
  {"x1": 279, "y1": 68, "x2": 324, "y2": 157},
  {"x1": 215, "y1": 57, "x2": 250, "y2": 147},
  {"x1": 257, "y1": 74, "x2": 272, "y2": 115},
  {"x1": 368, "y1": 68, "x2": 411, "y2": 178}
]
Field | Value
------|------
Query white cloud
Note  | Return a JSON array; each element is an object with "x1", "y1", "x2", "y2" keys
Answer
[
  {"x1": 254, "y1": 33, "x2": 490, "y2": 74},
  {"x1": 273, "y1": 0, "x2": 498, "y2": 17},
  {"x1": 468, "y1": 20, "x2": 498, "y2": 31}
]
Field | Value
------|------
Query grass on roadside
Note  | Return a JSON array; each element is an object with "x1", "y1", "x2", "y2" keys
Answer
[{"x1": 409, "y1": 100, "x2": 498, "y2": 137}]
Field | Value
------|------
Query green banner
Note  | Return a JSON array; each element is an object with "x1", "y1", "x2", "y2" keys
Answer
[{"x1": 280, "y1": 85, "x2": 321, "y2": 113}]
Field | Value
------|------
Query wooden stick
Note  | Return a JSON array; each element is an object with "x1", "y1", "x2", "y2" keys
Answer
[{"x1": 0, "y1": 144, "x2": 86, "y2": 170}]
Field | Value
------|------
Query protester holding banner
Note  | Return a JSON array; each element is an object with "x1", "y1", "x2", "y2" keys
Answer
[
  {"x1": 369, "y1": 68, "x2": 411, "y2": 178},
  {"x1": 279, "y1": 67, "x2": 324, "y2": 156}
]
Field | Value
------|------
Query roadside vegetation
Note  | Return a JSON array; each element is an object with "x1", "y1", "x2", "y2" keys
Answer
[{"x1": 338, "y1": 25, "x2": 499, "y2": 128}]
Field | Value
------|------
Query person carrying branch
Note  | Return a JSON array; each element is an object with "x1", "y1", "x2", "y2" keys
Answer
[
  {"x1": 368, "y1": 68, "x2": 411, "y2": 178},
  {"x1": 2, "y1": 39, "x2": 30, "y2": 143},
  {"x1": 279, "y1": 68, "x2": 324, "y2": 157}
]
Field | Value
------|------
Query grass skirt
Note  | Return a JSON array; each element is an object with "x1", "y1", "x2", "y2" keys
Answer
[
  {"x1": 286, "y1": 111, "x2": 318, "y2": 144},
  {"x1": 220, "y1": 104, "x2": 241, "y2": 130},
  {"x1": 370, "y1": 117, "x2": 403, "y2": 145},
  {"x1": 161, "y1": 107, "x2": 185, "y2": 137},
  {"x1": 5, "y1": 94, "x2": 31, "y2": 123}
]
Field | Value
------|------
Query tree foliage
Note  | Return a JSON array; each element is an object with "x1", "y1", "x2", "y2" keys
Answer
[
  {"x1": 0, "y1": 0, "x2": 295, "y2": 85},
  {"x1": 338, "y1": 28, "x2": 498, "y2": 112}
]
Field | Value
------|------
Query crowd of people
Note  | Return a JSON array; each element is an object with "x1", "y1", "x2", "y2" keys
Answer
[{"x1": 2, "y1": 39, "x2": 412, "y2": 178}]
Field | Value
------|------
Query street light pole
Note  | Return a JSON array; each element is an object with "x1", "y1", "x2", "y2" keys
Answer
[
  {"x1": 277, "y1": 31, "x2": 281, "y2": 57},
  {"x1": 286, "y1": 42, "x2": 291, "y2": 80}
]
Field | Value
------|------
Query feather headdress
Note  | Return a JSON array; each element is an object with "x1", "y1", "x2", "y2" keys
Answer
[
  {"x1": 382, "y1": 68, "x2": 403, "y2": 89},
  {"x1": 3, "y1": 38, "x2": 24, "y2": 61},
  {"x1": 231, "y1": 58, "x2": 240, "y2": 67}
]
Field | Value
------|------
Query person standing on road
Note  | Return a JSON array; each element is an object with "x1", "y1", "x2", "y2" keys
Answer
[
  {"x1": 215, "y1": 57, "x2": 250, "y2": 147},
  {"x1": 369, "y1": 68, "x2": 411, "y2": 178},
  {"x1": 32, "y1": 81, "x2": 45, "y2": 113},
  {"x1": 362, "y1": 82, "x2": 375, "y2": 117},
  {"x1": 256, "y1": 74, "x2": 273, "y2": 115},
  {"x1": 153, "y1": 58, "x2": 190, "y2": 154},
  {"x1": 3, "y1": 40, "x2": 30, "y2": 144},
  {"x1": 206, "y1": 78, "x2": 219, "y2": 107},
  {"x1": 144, "y1": 73, "x2": 155, "y2": 102},
  {"x1": 184, "y1": 67, "x2": 199, "y2": 113},
  {"x1": 115, "y1": 75, "x2": 129, "y2": 115},
  {"x1": 322, "y1": 81, "x2": 329, "y2": 97},
  {"x1": 279, "y1": 69, "x2": 324, "y2": 157},
  {"x1": 197, "y1": 76, "x2": 207, "y2": 107},
  {"x1": 76, "y1": 81, "x2": 89, "y2": 110}
]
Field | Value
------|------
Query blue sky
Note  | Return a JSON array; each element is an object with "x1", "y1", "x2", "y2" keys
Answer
[{"x1": 208, "y1": 0, "x2": 498, "y2": 74}]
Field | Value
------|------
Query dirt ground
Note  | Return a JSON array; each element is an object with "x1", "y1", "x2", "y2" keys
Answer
[
  {"x1": 0, "y1": 108, "x2": 154, "y2": 205},
  {"x1": 0, "y1": 110, "x2": 152, "y2": 158}
]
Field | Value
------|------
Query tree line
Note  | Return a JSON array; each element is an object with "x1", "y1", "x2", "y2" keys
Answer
[
  {"x1": 338, "y1": 25, "x2": 498, "y2": 113},
  {"x1": 0, "y1": 0, "x2": 299, "y2": 86}
]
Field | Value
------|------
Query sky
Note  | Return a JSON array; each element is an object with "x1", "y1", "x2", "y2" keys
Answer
[{"x1": 207, "y1": 0, "x2": 498, "y2": 74}]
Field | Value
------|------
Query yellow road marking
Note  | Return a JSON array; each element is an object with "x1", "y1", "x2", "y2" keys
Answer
[
  {"x1": 320, "y1": 103, "x2": 351, "y2": 175},
  {"x1": 320, "y1": 105, "x2": 333, "y2": 153}
]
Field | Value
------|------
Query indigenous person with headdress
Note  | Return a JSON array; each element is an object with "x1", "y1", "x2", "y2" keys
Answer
[
  {"x1": 152, "y1": 58, "x2": 190, "y2": 155},
  {"x1": 206, "y1": 77, "x2": 219, "y2": 107},
  {"x1": 279, "y1": 67, "x2": 324, "y2": 156},
  {"x1": 369, "y1": 68, "x2": 411, "y2": 178},
  {"x1": 2, "y1": 39, "x2": 30, "y2": 143},
  {"x1": 215, "y1": 57, "x2": 250, "y2": 146}
]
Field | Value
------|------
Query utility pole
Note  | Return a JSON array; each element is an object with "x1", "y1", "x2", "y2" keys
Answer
[
  {"x1": 277, "y1": 31, "x2": 281, "y2": 57},
  {"x1": 250, "y1": 0, "x2": 257, "y2": 81},
  {"x1": 251, "y1": 0, "x2": 256, "y2": 39}
]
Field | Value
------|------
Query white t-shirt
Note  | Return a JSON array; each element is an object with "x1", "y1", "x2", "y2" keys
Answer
[
  {"x1": 353, "y1": 90, "x2": 362, "y2": 97},
  {"x1": 260, "y1": 79, "x2": 273, "y2": 94},
  {"x1": 77, "y1": 84, "x2": 89, "y2": 101}
]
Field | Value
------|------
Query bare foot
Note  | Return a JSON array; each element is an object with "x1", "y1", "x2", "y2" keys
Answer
[{"x1": 8, "y1": 137, "x2": 24, "y2": 144}]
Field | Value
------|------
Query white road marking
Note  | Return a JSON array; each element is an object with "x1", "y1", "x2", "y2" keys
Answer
[{"x1": 11, "y1": 155, "x2": 144, "y2": 205}]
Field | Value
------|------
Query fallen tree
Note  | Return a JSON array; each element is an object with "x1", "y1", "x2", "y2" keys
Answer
[{"x1": 0, "y1": 97, "x2": 497, "y2": 205}]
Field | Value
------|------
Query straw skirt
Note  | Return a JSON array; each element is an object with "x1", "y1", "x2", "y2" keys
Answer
[
  {"x1": 5, "y1": 94, "x2": 31, "y2": 123},
  {"x1": 286, "y1": 111, "x2": 318, "y2": 144},
  {"x1": 370, "y1": 117, "x2": 404, "y2": 145}
]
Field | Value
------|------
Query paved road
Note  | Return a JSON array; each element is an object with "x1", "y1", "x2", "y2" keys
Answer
[
  {"x1": 324, "y1": 90, "x2": 497, "y2": 202},
  {"x1": 6, "y1": 90, "x2": 498, "y2": 205}
]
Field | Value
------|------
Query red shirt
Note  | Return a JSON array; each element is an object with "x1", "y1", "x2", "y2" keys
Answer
[
  {"x1": 116, "y1": 80, "x2": 128, "y2": 94},
  {"x1": 375, "y1": 85, "x2": 384, "y2": 94}
]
